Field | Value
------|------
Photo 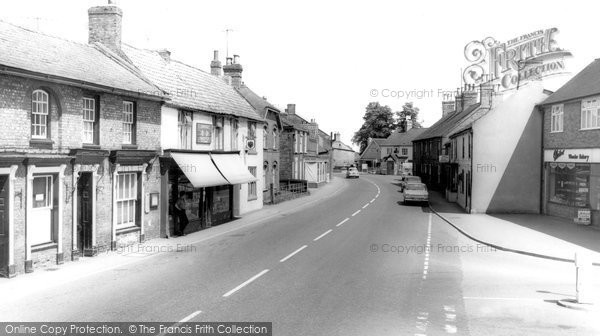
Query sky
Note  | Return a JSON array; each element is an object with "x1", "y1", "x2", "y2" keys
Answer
[{"x1": 2, "y1": 0, "x2": 599, "y2": 150}]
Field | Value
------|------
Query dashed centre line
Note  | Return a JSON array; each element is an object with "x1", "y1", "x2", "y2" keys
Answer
[
  {"x1": 279, "y1": 245, "x2": 308, "y2": 263},
  {"x1": 314, "y1": 229, "x2": 333, "y2": 241},
  {"x1": 362, "y1": 203, "x2": 369, "y2": 209},
  {"x1": 223, "y1": 269, "x2": 269, "y2": 297},
  {"x1": 336, "y1": 218, "x2": 350, "y2": 227},
  {"x1": 352, "y1": 210, "x2": 361, "y2": 216}
]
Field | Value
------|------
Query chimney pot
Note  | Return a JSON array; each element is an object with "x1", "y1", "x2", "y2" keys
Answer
[
  {"x1": 233, "y1": 54, "x2": 240, "y2": 64},
  {"x1": 157, "y1": 49, "x2": 171, "y2": 62},
  {"x1": 286, "y1": 104, "x2": 296, "y2": 115},
  {"x1": 210, "y1": 50, "x2": 222, "y2": 76}
]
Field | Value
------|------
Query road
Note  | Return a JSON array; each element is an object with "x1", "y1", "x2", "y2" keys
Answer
[{"x1": 1, "y1": 174, "x2": 598, "y2": 335}]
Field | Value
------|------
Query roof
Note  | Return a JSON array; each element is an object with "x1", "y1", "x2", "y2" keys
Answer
[
  {"x1": 122, "y1": 44, "x2": 261, "y2": 120},
  {"x1": 542, "y1": 59, "x2": 600, "y2": 105},
  {"x1": 359, "y1": 139, "x2": 383, "y2": 160},
  {"x1": 333, "y1": 140, "x2": 355, "y2": 152},
  {"x1": 413, "y1": 103, "x2": 481, "y2": 141},
  {"x1": 380, "y1": 128, "x2": 427, "y2": 146},
  {"x1": 236, "y1": 84, "x2": 281, "y2": 117},
  {"x1": 0, "y1": 20, "x2": 164, "y2": 98}
]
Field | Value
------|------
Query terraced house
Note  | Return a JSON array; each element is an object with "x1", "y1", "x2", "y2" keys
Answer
[{"x1": 0, "y1": 17, "x2": 166, "y2": 277}]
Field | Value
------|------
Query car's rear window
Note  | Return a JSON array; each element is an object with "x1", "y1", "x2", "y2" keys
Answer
[{"x1": 406, "y1": 184, "x2": 426, "y2": 191}]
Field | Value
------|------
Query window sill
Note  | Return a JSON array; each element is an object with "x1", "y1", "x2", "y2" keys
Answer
[
  {"x1": 116, "y1": 226, "x2": 141, "y2": 235},
  {"x1": 579, "y1": 127, "x2": 600, "y2": 131},
  {"x1": 248, "y1": 196, "x2": 258, "y2": 201},
  {"x1": 32, "y1": 242, "x2": 57, "y2": 252},
  {"x1": 82, "y1": 144, "x2": 101, "y2": 149},
  {"x1": 246, "y1": 150, "x2": 257, "y2": 155},
  {"x1": 122, "y1": 144, "x2": 138, "y2": 150}
]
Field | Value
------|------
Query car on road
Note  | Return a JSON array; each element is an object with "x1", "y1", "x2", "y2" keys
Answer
[
  {"x1": 399, "y1": 175, "x2": 421, "y2": 191},
  {"x1": 346, "y1": 167, "x2": 360, "y2": 178},
  {"x1": 403, "y1": 183, "x2": 429, "y2": 205}
]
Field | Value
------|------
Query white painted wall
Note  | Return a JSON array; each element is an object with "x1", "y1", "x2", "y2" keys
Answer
[{"x1": 161, "y1": 106, "x2": 179, "y2": 150}]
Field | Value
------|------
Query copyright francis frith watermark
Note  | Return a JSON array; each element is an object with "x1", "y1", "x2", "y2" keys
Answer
[{"x1": 369, "y1": 243, "x2": 497, "y2": 254}]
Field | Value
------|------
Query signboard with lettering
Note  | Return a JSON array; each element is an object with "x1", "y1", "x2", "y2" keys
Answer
[
  {"x1": 575, "y1": 208, "x2": 591, "y2": 225},
  {"x1": 544, "y1": 149, "x2": 600, "y2": 163},
  {"x1": 196, "y1": 123, "x2": 212, "y2": 144},
  {"x1": 463, "y1": 28, "x2": 571, "y2": 90}
]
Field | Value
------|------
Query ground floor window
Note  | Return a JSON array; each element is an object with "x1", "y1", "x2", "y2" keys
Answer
[
  {"x1": 31, "y1": 175, "x2": 54, "y2": 245},
  {"x1": 248, "y1": 166, "x2": 257, "y2": 200},
  {"x1": 116, "y1": 172, "x2": 138, "y2": 229},
  {"x1": 548, "y1": 163, "x2": 590, "y2": 207}
]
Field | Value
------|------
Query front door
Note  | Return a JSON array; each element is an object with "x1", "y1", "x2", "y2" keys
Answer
[
  {"x1": 77, "y1": 173, "x2": 93, "y2": 255},
  {"x1": 387, "y1": 161, "x2": 394, "y2": 175},
  {"x1": 0, "y1": 176, "x2": 8, "y2": 277}
]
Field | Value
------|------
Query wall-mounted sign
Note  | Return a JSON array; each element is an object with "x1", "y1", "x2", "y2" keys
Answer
[
  {"x1": 544, "y1": 149, "x2": 600, "y2": 163},
  {"x1": 463, "y1": 28, "x2": 572, "y2": 90},
  {"x1": 439, "y1": 155, "x2": 449, "y2": 163},
  {"x1": 196, "y1": 123, "x2": 212, "y2": 144}
]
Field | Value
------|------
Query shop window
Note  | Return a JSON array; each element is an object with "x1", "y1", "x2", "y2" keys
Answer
[
  {"x1": 548, "y1": 164, "x2": 590, "y2": 207},
  {"x1": 122, "y1": 101, "x2": 136, "y2": 145},
  {"x1": 551, "y1": 104, "x2": 563, "y2": 132},
  {"x1": 178, "y1": 111, "x2": 193, "y2": 149},
  {"x1": 581, "y1": 98, "x2": 600, "y2": 130},
  {"x1": 248, "y1": 166, "x2": 257, "y2": 200},
  {"x1": 82, "y1": 97, "x2": 99, "y2": 145},
  {"x1": 31, "y1": 90, "x2": 49, "y2": 139},
  {"x1": 116, "y1": 172, "x2": 138, "y2": 229}
]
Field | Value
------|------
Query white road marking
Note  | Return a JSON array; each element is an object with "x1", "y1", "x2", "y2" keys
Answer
[
  {"x1": 445, "y1": 324, "x2": 457, "y2": 334},
  {"x1": 314, "y1": 229, "x2": 333, "y2": 241},
  {"x1": 362, "y1": 203, "x2": 369, "y2": 209},
  {"x1": 336, "y1": 218, "x2": 350, "y2": 227},
  {"x1": 223, "y1": 269, "x2": 269, "y2": 297},
  {"x1": 157, "y1": 311, "x2": 202, "y2": 336},
  {"x1": 352, "y1": 210, "x2": 361, "y2": 216},
  {"x1": 280, "y1": 245, "x2": 308, "y2": 263},
  {"x1": 463, "y1": 296, "x2": 545, "y2": 301},
  {"x1": 422, "y1": 212, "x2": 433, "y2": 280}
]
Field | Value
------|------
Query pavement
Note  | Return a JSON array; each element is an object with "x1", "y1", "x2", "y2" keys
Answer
[
  {"x1": 428, "y1": 191, "x2": 600, "y2": 265},
  {"x1": 0, "y1": 175, "x2": 348, "y2": 299}
]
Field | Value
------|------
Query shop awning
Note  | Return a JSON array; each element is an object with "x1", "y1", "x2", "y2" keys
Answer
[
  {"x1": 211, "y1": 153, "x2": 257, "y2": 185},
  {"x1": 170, "y1": 152, "x2": 229, "y2": 188}
]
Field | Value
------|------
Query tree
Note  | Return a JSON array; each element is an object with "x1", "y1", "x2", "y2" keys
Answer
[
  {"x1": 352, "y1": 102, "x2": 396, "y2": 153},
  {"x1": 395, "y1": 102, "x2": 423, "y2": 132}
]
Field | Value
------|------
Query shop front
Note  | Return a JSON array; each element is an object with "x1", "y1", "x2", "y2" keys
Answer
[
  {"x1": 160, "y1": 150, "x2": 256, "y2": 236},
  {"x1": 544, "y1": 149, "x2": 600, "y2": 226}
]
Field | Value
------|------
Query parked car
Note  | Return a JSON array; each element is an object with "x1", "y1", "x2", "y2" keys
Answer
[
  {"x1": 346, "y1": 167, "x2": 360, "y2": 178},
  {"x1": 403, "y1": 183, "x2": 429, "y2": 205},
  {"x1": 400, "y1": 175, "x2": 421, "y2": 191}
]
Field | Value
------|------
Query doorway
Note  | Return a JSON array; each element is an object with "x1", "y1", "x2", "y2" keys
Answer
[
  {"x1": 77, "y1": 172, "x2": 93, "y2": 256},
  {"x1": 386, "y1": 161, "x2": 394, "y2": 175},
  {"x1": 0, "y1": 176, "x2": 8, "y2": 277}
]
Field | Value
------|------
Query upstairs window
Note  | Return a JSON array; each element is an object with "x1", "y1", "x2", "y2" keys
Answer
[
  {"x1": 122, "y1": 101, "x2": 135, "y2": 144},
  {"x1": 213, "y1": 116, "x2": 224, "y2": 150},
  {"x1": 83, "y1": 97, "x2": 99, "y2": 144},
  {"x1": 550, "y1": 104, "x2": 563, "y2": 132},
  {"x1": 263, "y1": 125, "x2": 268, "y2": 149},
  {"x1": 231, "y1": 119, "x2": 239, "y2": 150},
  {"x1": 248, "y1": 121, "x2": 256, "y2": 140},
  {"x1": 402, "y1": 148, "x2": 408, "y2": 156},
  {"x1": 248, "y1": 166, "x2": 257, "y2": 200},
  {"x1": 272, "y1": 128, "x2": 278, "y2": 149},
  {"x1": 178, "y1": 111, "x2": 193, "y2": 149},
  {"x1": 31, "y1": 90, "x2": 49, "y2": 139},
  {"x1": 581, "y1": 98, "x2": 600, "y2": 130}
]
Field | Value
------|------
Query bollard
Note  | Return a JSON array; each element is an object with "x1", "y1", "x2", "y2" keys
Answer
[{"x1": 575, "y1": 252, "x2": 593, "y2": 304}]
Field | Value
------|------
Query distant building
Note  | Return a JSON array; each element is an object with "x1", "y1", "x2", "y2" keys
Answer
[
  {"x1": 378, "y1": 126, "x2": 426, "y2": 175},
  {"x1": 331, "y1": 133, "x2": 358, "y2": 169}
]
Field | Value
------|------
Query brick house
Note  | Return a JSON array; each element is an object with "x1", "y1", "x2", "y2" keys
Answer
[
  {"x1": 281, "y1": 104, "x2": 330, "y2": 188},
  {"x1": 235, "y1": 82, "x2": 283, "y2": 204},
  {"x1": 280, "y1": 104, "x2": 309, "y2": 182},
  {"x1": 120, "y1": 46, "x2": 263, "y2": 234},
  {"x1": 0, "y1": 16, "x2": 165, "y2": 277},
  {"x1": 540, "y1": 59, "x2": 600, "y2": 226}
]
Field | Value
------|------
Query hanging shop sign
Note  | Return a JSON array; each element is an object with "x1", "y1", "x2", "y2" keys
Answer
[
  {"x1": 463, "y1": 28, "x2": 572, "y2": 90},
  {"x1": 196, "y1": 123, "x2": 212, "y2": 144}
]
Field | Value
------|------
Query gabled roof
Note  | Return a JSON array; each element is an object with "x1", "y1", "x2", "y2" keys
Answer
[
  {"x1": 333, "y1": 140, "x2": 355, "y2": 152},
  {"x1": 122, "y1": 44, "x2": 261, "y2": 120},
  {"x1": 236, "y1": 84, "x2": 281, "y2": 117},
  {"x1": 413, "y1": 103, "x2": 481, "y2": 141},
  {"x1": 0, "y1": 20, "x2": 165, "y2": 99},
  {"x1": 542, "y1": 59, "x2": 600, "y2": 105},
  {"x1": 359, "y1": 139, "x2": 384, "y2": 160},
  {"x1": 380, "y1": 128, "x2": 427, "y2": 146}
]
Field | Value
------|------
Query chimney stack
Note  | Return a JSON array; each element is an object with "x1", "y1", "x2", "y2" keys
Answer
[
  {"x1": 223, "y1": 54, "x2": 243, "y2": 88},
  {"x1": 405, "y1": 118, "x2": 413, "y2": 131},
  {"x1": 88, "y1": 2, "x2": 123, "y2": 53},
  {"x1": 442, "y1": 101, "x2": 455, "y2": 117},
  {"x1": 285, "y1": 104, "x2": 296, "y2": 115},
  {"x1": 454, "y1": 89, "x2": 464, "y2": 113},
  {"x1": 462, "y1": 84, "x2": 479, "y2": 110},
  {"x1": 210, "y1": 50, "x2": 222, "y2": 76}
]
